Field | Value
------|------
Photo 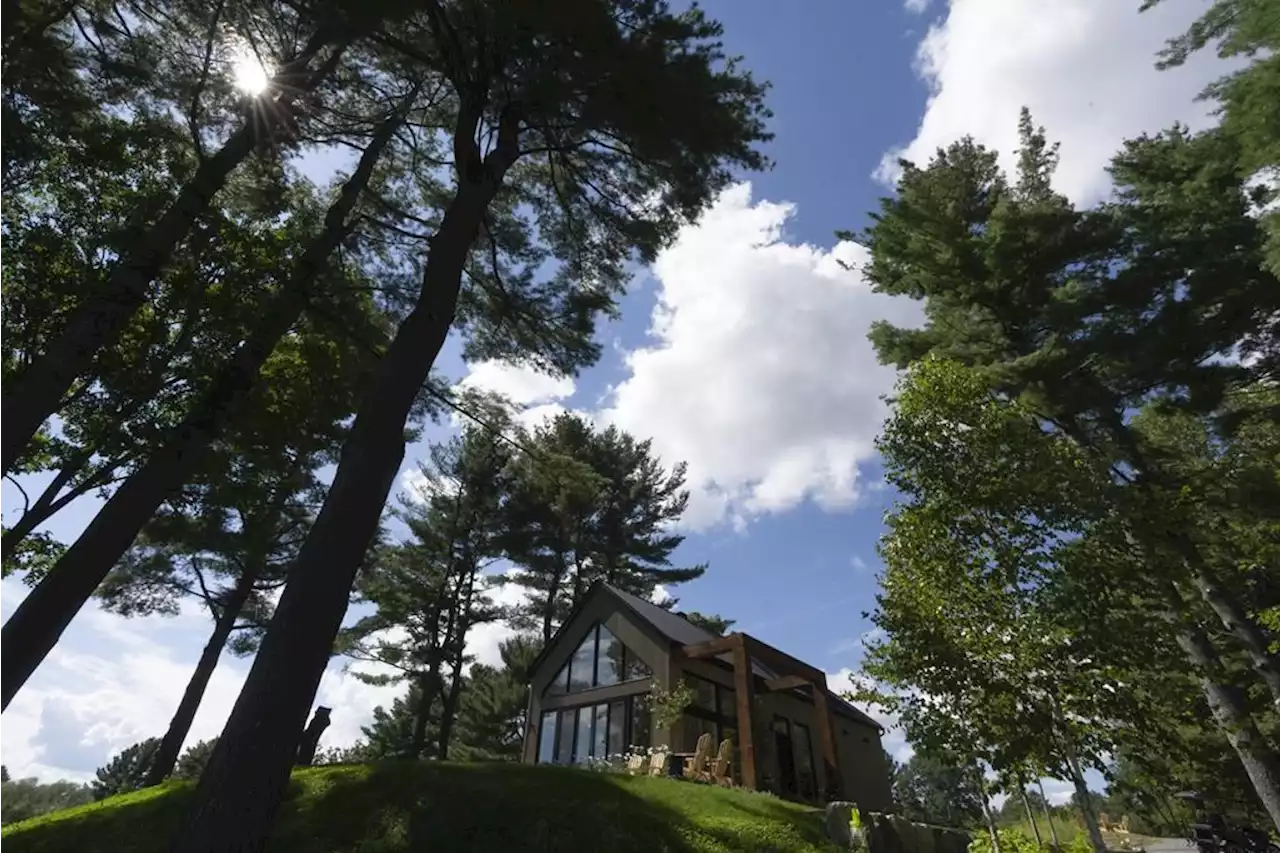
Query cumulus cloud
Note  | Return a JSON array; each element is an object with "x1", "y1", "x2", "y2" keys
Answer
[
  {"x1": 458, "y1": 359, "x2": 576, "y2": 428},
  {"x1": 601, "y1": 183, "x2": 921, "y2": 530},
  {"x1": 904, "y1": 0, "x2": 931, "y2": 14},
  {"x1": 880, "y1": 0, "x2": 1235, "y2": 204}
]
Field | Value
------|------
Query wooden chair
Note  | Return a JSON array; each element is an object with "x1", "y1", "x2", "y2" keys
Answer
[
  {"x1": 648, "y1": 749, "x2": 668, "y2": 777},
  {"x1": 626, "y1": 753, "x2": 646, "y2": 775},
  {"x1": 683, "y1": 733, "x2": 713, "y2": 781},
  {"x1": 709, "y1": 738, "x2": 734, "y2": 787}
]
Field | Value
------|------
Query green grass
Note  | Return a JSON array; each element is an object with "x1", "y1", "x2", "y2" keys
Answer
[{"x1": 1, "y1": 762, "x2": 839, "y2": 852}]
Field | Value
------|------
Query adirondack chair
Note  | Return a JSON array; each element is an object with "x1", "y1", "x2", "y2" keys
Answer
[
  {"x1": 683, "y1": 733, "x2": 713, "y2": 781},
  {"x1": 709, "y1": 738, "x2": 734, "y2": 787},
  {"x1": 648, "y1": 749, "x2": 667, "y2": 777},
  {"x1": 626, "y1": 753, "x2": 646, "y2": 775}
]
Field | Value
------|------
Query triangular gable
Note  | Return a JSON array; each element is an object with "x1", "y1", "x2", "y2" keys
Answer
[{"x1": 545, "y1": 621, "x2": 653, "y2": 696}]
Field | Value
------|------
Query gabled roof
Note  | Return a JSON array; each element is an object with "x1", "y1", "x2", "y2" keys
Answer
[{"x1": 533, "y1": 581, "x2": 882, "y2": 731}]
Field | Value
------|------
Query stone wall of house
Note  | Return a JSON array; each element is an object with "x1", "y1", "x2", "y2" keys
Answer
[{"x1": 825, "y1": 804, "x2": 972, "y2": 853}]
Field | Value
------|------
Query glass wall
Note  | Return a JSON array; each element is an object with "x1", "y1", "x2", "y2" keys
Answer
[
  {"x1": 535, "y1": 693, "x2": 651, "y2": 765},
  {"x1": 792, "y1": 721, "x2": 817, "y2": 801},
  {"x1": 545, "y1": 623, "x2": 653, "y2": 697}
]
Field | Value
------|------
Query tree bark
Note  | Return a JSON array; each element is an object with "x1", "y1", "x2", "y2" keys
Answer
[
  {"x1": 0, "y1": 30, "x2": 346, "y2": 475},
  {"x1": 409, "y1": 667, "x2": 441, "y2": 760},
  {"x1": 436, "y1": 657, "x2": 466, "y2": 760},
  {"x1": 976, "y1": 769, "x2": 1002, "y2": 853},
  {"x1": 167, "y1": 106, "x2": 521, "y2": 853},
  {"x1": 1183, "y1": 555, "x2": 1280, "y2": 710},
  {"x1": 1158, "y1": 581, "x2": 1280, "y2": 831},
  {"x1": 145, "y1": 569, "x2": 260, "y2": 787},
  {"x1": 1107, "y1": 416, "x2": 1280, "y2": 709},
  {"x1": 1062, "y1": 745, "x2": 1107, "y2": 853},
  {"x1": 1038, "y1": 778, "x2": 1061, "y2": 850},
  {"x1": 0, "y1": 117, "x2": 397, "y2": 710},
  {"x1": 1022, "y1": 788, "x2": 1043, "y2": 848}
]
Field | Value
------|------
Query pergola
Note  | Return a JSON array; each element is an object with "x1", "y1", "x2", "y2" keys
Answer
[{"x1": 676, "y1": 632, "x2": 842, "y2": 800}]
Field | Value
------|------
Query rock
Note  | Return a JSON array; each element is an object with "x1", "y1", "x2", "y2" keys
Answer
[{"x1": 825, "y1": 801, "x2": 859, "y2": 849}]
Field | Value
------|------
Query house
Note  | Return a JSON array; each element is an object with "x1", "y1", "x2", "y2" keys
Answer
[{"x1": 521, "y1": 582, "x2": 894, "y2": 810}]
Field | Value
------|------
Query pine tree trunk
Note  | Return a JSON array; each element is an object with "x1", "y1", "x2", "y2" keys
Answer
[
  {"x1": 0, "y1": 119, "x2": 397, "y2": 711},
  {"x1": 0, "y1": 31, "x2": 345, "y2": 476},
  {"x1": 1158, "y1": 582, "x2": 1280, "y2": 831},
  {"x1": 167, "y1": 110, "x2": 521, "y2": 852},
  {"x1": 409, "y1": 668, "x2": 440, "y2": 760},
  {"x1": 437, "y1": 658, "x2": 466, "y2": 760},
  {"x1": 146, "y1": 570, "x2": 259, "y2": 787}
]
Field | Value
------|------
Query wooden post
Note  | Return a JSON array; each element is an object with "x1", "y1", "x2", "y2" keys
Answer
[
  {"x1": 810, "y1": 680, "x2": 841, "y2": 800},
  {"x1": 732, "y1": 636, "x2": 758, "y2": 790}
]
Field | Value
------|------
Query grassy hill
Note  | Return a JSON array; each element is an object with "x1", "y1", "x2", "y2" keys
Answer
[{"x1": 1, "y1": 762, "x2": 838, "y2": 853}]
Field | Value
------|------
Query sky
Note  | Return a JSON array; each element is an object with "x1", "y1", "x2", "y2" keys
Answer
[{"x1": 0, "y1": 0, "x2": 1233, "y2": 804}]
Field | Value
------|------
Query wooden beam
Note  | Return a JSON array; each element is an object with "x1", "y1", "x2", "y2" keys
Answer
[
  {"x1": 740, "y1": 634, "x2": 825, "y2": 682},
  {"x1": 810, "y1": 680, "x2": 842, "y2": 801},
  {"x1": 761, "y1": 675, "x2": 810, "y2": 693},
  {"x1": 678, "y1": 634, "x2": 742, "y2": 660},
  {"x1": 732, "y1": 637, "x2": 758, "y2": 790}
]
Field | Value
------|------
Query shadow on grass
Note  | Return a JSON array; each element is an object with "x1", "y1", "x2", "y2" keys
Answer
[{"x1": 283, "y1": 761, "x2": 836, "y2": 853}]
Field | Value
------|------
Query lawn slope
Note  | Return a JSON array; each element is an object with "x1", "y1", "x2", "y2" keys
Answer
[{"x1": 1, "y1": 762, "x2": 837, "y2": 852}]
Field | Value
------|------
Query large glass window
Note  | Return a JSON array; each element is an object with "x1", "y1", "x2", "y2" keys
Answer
[
  {"x1": 538, "y1": 711, "x2": 557, "y2": 763},
  {"x1": 536, "y1": 694, "x2": 652, "y2": 765},
  {"x1": 608, "y1": 700, "x2": 627, "y2": 756},
  {"x1": 682, "y1": 674, "x2": 738, "y2": 752},
  {"x1": 574, "y1": 706, "x2": 594, "y2": 764},
  {"x1": 630, "y1": 696, "x2": 652, "y2": 749},
  {"x1": 569, "y1": 634, "x2": 596, "y2": 693},
  {"x1": 555, "y1": 712, "x2": 575, "y2": 764},
  {"x1": 596, "y1": 626, "x2": 621, "y2": 686},
  {"x1": 543, "y1": 623, "x2": 654, "y2": 696},
  {"x1": 793, "y1": 722, "x2": 817, "y2": 802}
]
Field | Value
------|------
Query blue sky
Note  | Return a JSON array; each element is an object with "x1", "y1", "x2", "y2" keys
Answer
[{"x1": 1, "y1": 0, "x2": 1231, "y2": 801}]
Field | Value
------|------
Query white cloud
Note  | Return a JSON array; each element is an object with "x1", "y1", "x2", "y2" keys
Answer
[
  {"x1": 904, "y1": 0, "x2": 931, "y2": 14},
  {"x1": 879, "y1": 0, "x2": 1236, "y2": 205},
  {"x1": 601, "y1": 183, "x2": 921, "y2": 530},
  {"x1": 458, "y1": 359, "x2": 575, "y2": 428},
  {"x1": 851, "y1": 555, "x2": 868, "y2": 571}
]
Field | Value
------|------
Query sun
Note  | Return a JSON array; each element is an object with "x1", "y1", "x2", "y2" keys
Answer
[{"x1": 232, "y1": 50, "x2": 271, "y2": 96}]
